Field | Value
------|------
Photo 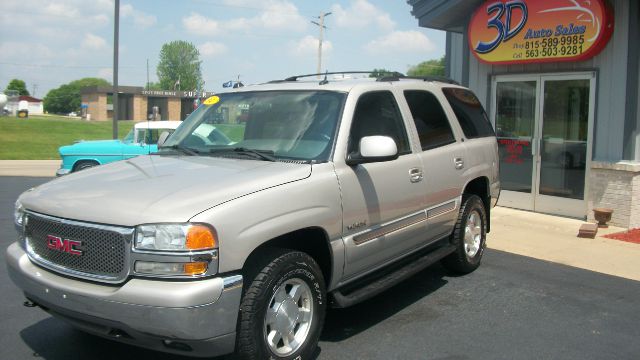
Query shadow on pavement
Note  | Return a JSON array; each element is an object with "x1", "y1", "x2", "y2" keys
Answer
[
  {"x1": 321, "y1": 263, "x2": 449, "y2": 342},
  {"x1": 20, "y1": 317, "x2": 206, "y2": 360},
  {"x1": 19, "y1": 264, "x2": 450, "y2": 360}
]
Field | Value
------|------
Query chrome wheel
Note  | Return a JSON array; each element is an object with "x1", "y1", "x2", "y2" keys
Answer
[
  {"x1": 264, "y1": 278, "x2": 314, "y2": 357},
  {"x1": 464, "y1": 210, "x2": 483, "y2": 258}
]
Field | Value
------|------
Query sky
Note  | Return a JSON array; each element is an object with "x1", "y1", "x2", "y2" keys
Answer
[{"x1": 0, "y1": 0, "x2": 445, "y2": 98}]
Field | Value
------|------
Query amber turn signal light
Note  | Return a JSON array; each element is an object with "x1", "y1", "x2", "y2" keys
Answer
[
  {"x1": 184, "y1": 262, "x2": 208, "y2": 275},
  {"x1": 186, "y1": 225, "x2": 216, "y2": 250}
]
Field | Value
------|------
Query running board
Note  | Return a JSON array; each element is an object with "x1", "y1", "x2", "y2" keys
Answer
[{"x1": 331, "y1": 244, "x2": 456, "y2": 308}]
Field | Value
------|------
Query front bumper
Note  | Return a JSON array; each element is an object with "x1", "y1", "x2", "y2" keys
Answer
[
  {"x1": 6, "y1": 242, "x2": 242, "y2": 357},
  {"x1": 56, "y1": 167, "x2": 71, "y2": 176}
]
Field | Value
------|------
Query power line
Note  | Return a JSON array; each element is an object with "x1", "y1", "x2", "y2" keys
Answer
[
  {"x1": 189, "y1": 0, "x2": 306, "y2": 16},
  {"x1": 0, "y1": 62, "x2": 141, "y2": 69},
  {"x1": 0, "y1": 10, "x2": 150, "y2": 26}
]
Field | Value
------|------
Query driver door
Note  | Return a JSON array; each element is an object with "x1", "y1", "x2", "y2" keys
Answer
[{"x1": 335, "y1": 91, "x2": 427, "y2": 280}]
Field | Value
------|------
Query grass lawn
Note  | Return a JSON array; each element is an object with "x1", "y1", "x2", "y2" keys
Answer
[
  {"x1": 0, "y1": 115, "x2": 134, "y2": 160},
  {"x1": 214, "y1": 124, "x2": 245, "y2": 142}
]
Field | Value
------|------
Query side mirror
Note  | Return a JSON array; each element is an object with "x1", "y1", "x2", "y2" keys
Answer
[
  {"x1": 346, "y1": 136, "x2": 399, "y2": 166},
  {"x1": 157, "y1": 131, "x2": 171, "y2": 147}
]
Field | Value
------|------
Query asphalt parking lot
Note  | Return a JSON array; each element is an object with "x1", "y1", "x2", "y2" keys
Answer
[{"x1": 2, "y1": 176, "x2": 640, "y2": 360}]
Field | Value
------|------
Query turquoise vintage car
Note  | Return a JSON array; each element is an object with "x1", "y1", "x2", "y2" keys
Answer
[{"x1": 56, "y1": 121, "x2": 183, "y2": 176}]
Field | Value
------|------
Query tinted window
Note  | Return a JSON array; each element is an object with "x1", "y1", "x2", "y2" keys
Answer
[
  {"x1": 404, "y1": 90, "x2": 456, "y2": 150},
  {"x1": 164, "y1": 91, "x2": 346, "y2": 162},
  {"x1": 348, "y1": 91, "x2": 410, "y2": 154},
  {"x1": 442, "y1": 88, "x2": 495, "y2": 138}
]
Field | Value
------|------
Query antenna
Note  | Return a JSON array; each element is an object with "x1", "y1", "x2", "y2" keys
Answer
[{"x1": 319, "y1": 71, "x2": 329, "y2": 85}]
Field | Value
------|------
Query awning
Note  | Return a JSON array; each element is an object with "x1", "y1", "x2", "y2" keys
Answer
[{"x1": 408, "y1": 0, "x2": 484, "y2": 33}]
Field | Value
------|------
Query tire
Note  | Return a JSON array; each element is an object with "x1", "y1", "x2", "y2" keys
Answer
[
  {"x1": 441, "y1": 194, "x2": 487, "y2": 274},
  {"x1": 73, "y1": 161, "x2": 98, "y2": 172},
  {"x1": 236, "y1": 250, "x2": 326, "y2": 360}
]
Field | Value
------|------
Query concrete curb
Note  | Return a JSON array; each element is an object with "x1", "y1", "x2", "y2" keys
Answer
[{"x1": 0, "y1": 160, "x2": 59, "y2": 177}]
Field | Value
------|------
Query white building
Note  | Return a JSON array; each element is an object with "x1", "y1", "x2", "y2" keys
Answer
[{"x1": 19, "y1": 95, "x2": 44, "y2": 115}]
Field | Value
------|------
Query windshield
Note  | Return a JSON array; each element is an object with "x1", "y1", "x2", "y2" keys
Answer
[
  {"x1": 122, "y1": 128, "x2": 134, "y2": 143},
  {"x1": 135, "y1": 128, "x2": 176, "y2": 144},
  {"x1": 161, "y1": 90, "x2": 345, "y2": 162},
  {"x1": 123, "y1": 128, "x2": 176, "y2": 144}
]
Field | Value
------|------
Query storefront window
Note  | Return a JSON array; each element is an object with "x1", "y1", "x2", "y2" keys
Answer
[{"x1": 495, "y1": 81, "x2": 536, "y2": 193}]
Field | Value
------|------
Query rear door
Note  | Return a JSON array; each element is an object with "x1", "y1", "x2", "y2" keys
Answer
[{"x1": 401, "y1": 89, "x2": 465, "y2": 240}]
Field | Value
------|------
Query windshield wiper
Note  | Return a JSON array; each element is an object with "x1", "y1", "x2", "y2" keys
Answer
[
  {"x1": 159, "y1": 144, "x2": 200, "y2": 156},
  {"x1": 209, "y1": 147, "x2": 277, "y2": 162}
]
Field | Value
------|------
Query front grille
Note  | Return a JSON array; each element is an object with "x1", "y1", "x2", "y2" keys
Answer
[{"x1": 24, "y1": 212, "x2": 133, "y2": 283}]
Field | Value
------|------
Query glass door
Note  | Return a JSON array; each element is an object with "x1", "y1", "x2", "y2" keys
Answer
[
  {"x1": 492, "y1": 73, "x2": 595, "y2": 218},
  {"x1": 535, "y1": 76, "x2": 593, "y2": 218},
  {"x1": 493, "y1": 77, "x2": 539, "y2": 211}
]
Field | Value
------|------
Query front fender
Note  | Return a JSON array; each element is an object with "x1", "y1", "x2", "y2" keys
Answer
[
  {"x1": 59, "y1": 154, "x2": 105, "y2": 171},
  {"x1": 189, "y1": 162, "x2": 344, "y2": 287}
]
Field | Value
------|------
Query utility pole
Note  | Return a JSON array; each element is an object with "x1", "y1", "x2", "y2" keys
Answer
[
  {"x1": 146, "y1": 58, "x2": 149, "y2": 91},
  {"x1": 311, "y1": 12, "x2": 331, "y2": 76},
  {"x1": 31, "y1": 84, "x2": 37, "y2": 97},
  {"x1": 112, "y1": 0, "x2": 120, "y2": 139}
]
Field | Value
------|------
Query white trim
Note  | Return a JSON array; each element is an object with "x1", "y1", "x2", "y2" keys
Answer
[{"x1": 133, "y1": 120, "x2": 182, "y2": 130}]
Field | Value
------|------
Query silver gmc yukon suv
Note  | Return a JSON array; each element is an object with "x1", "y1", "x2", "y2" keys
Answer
[{"x1": 8, "y1": 72, "x2": 500, "y2": 359}]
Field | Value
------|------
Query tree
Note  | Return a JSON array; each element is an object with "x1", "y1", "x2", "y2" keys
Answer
[
  {"x1": 369, "y1": 69, "x2": 398, "y2": 78},
  {"x1": 44, "y1": 85, "x2": 79, "y2": 114},
  {"x1": 407, "y1": 56, "x2": 446, "y2": 77},
  {"x1": 44, "y1": 77, "x2": 110, "y2": 114},
  {"x1": 68, "y1": 77, "x2": 111, "y2": 90},
  {"x1": 146, "y1": 81, "x2": 163, "y2": 90},
  {"x1": 5, "y1": 79, "x2": 30, "y2": 96},
  {"x1": 156, "y1": 40, "x2": 204, "y2": 91}
]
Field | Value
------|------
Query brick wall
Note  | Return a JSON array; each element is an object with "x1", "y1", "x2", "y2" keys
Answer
[
  {"x1": 82, "y1": 93, "x2": 108, "y2": 121},
  {"x1": 167, "y1": 98, "x2": 181, "y2": 120},
  {"x1": 632, "y1": 174, "x2": 640, "y2": 228},
  {"x1": 588, "y1": 162, "x2": 640, "y2": 228},
  {"x1": 132, "y1": 95, "x2": 148, "y2": 121}
]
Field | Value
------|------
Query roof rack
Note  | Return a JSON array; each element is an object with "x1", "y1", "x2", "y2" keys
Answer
[
  {"x1": 377, "y1": 74, "x2": 460, "y2": 85},
  {"x1": 407, "y1": 75, "x2": 459, "y2": 85},
  {"x1": 267, "y1": 71, "x2": 459, "y2": 86},
  {"x1": 265, "y1": 71, "x2": 405, "y2": 84}
]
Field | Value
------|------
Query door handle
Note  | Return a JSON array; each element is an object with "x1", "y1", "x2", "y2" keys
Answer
[
  {"x1": 531, "y1": 138, "x2": 536, "y2": 156},
  {"x1": 454, "y1": 157, "x2": 464, "y2": 170},
  {"x1": 409, "y1": 168, "x2": 423, "y2": 183},
  {"x1": 531, "y1": 138, "x2": 541, "y2": 161}
]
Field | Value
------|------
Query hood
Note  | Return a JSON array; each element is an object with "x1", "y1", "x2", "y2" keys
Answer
[
  {"x1": 60, "y1": 139, "x2": 123, "y2": 152},
  {"x1": 20, "y1": 155, "x2": 312, "y2": 226}
]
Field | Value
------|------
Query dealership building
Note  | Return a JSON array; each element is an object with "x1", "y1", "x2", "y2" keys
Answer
[
  {"x1": 80, "y1": 86, "x2": 215, "y2": 122},
  {"x1": 409, "y1": 0, "x2": 640, "y2": 227}
]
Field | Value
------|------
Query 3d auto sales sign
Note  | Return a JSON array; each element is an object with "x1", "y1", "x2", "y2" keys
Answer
[{"x1": 468, "y1": 0, "x2": 614, "y2": 64}]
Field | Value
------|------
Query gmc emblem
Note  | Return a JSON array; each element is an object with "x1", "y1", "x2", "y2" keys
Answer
[{"x1": 46, "y1": 235, "x2": 83, "y2": 256}]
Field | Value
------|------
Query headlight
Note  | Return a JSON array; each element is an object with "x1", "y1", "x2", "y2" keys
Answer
[
  {"x1": 14, "y1": 200, "x2": 24, "y2": 227},
  {"x1": 135, "y1": 224, "x2": 216, "y2": 251}
]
